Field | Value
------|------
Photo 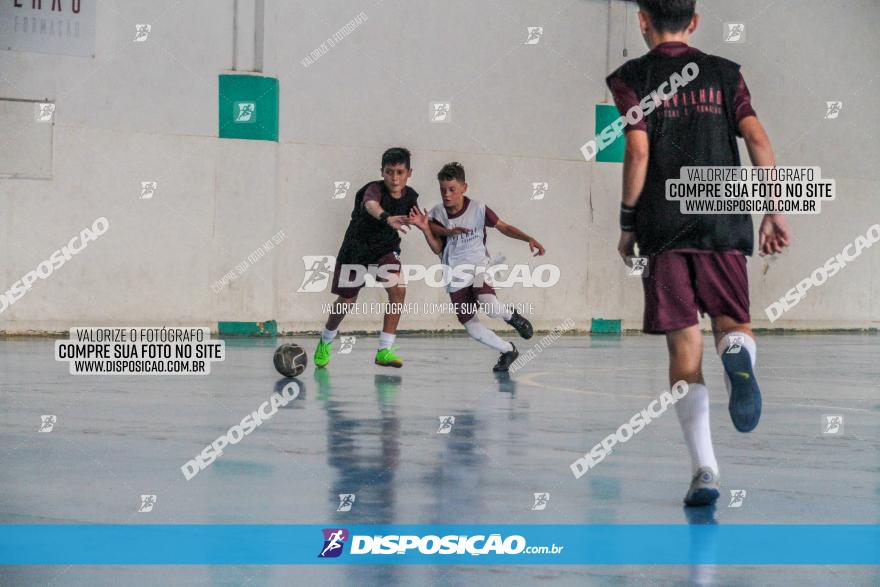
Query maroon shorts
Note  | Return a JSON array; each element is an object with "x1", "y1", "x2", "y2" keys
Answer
[
  {"x1": 641, "y1": 250, "x2": 750, "y2": 334},
  {"x1": 330, "y1": 251, "x2": 401, "y2": 298},
  {"x1": 449, "y1": 283, "x2": 497, "y2": 324}
]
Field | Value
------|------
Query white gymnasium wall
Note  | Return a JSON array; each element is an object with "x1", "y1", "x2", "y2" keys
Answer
[{"x1": 0, "y1": 0, "x2": 877, "y2": 334}]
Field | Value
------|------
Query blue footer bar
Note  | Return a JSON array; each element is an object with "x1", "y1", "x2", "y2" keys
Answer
[{"x1": 1, "y1": 524, "x2": 877, "y2": 565}]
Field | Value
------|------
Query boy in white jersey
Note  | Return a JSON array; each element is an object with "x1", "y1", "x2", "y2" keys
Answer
[{"x1": 409, "y1": 162, "x2": 546, "y2": 372}]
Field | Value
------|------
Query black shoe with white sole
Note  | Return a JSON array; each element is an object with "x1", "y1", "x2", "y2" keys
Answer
[
  {"x1": 505, "y1": 310, "x2": 533, "y2": 339},
  {"x1": 493, "y1": 343, "x2": 519, "y2": 372}
]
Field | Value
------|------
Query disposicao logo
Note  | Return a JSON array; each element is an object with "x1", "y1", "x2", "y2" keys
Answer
[{"x1": 318, "y1": 528, "x2": 348, "y2": 558}]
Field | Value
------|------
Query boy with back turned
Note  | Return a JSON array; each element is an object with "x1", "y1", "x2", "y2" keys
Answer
[{"x1": 608, "y1": 0, "x2": 791, "y2": 506}]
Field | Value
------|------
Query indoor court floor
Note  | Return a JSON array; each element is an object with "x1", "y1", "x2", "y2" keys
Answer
[{"x1": 1, "y1": 333, "x2": 877, "y2": 586}]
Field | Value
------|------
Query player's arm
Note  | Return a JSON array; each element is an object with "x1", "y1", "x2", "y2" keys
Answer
[
  {"x1": 618, "y1": 129, "x2": 649, "y2": 266},
  {"x1": 621, "y1": 130, "x2": 649, "y2": 208},
  {"x1": 361, "y1": 184, "x2": 410, "y2": 230},
  {"x1": 494, "y1": 220, "x2": 545, "y2": 256},
  {"x1": 408, "y1": 207, "x2": 444, "y2": 255},
  {"x1": 430, "y1": 223, "x2": 471, "y2": 237},
  {"x1": 738, "y1": 115, "x2": 791, "y2": 256},
  {"x1": 607, "y1": 71, "x2": 649, "y2": 266},
  {"x1": 363, "y1": 199, "x2": 410, "y2": 231}
]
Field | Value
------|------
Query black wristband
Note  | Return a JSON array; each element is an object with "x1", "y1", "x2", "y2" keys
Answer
[
  {"x1": 379, "y1": 211, "x2": 390, "y2": 223},
  {"x1": 620, "y1": 203, "x2": 636, "y2": 232}
]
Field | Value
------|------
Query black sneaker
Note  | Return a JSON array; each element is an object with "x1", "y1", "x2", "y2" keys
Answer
[
  {"x1": 505, "y1": 310, "x2": 533, "y2": 339},
  {"x1": 683, "y1": 467, "x2": 720, "y2": 507},
  {"x1": 721, "y1": 347, "x2": 762, "y2": 433},
  {"x1": 493, "y1": 343, "x2": 519, "y2": 372}
]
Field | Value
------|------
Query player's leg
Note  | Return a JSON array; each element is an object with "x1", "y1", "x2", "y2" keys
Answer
[
  {"x1": 644, "y1": 251, "x2": 719, "y2": 506},
  {"x1": 375, "y1": 252, "x2": 405, "y2": 368},
  {"x1": 315, "y1": 259, "x2": 363, "y2": 368},
  {"x1": 324, "y1": 295, "x2": 357, "y2": 332},
  {"x1": 712, "y1": 315, "x2": 760, "y2": 433},
  {"x1": 667, "y1": 325, "x2": 719, "y2": 507},
  {"x1": 692, "y1": 251, "x2": 760, "y2": 433},
  {"x1": 374, "y1": 283, "x2": 405, "y2": 367},
  {"x1": 465, "y1": 316, "x2": 519, "y2": 372},
  {"x1": 476, "y1": 289, "x2": 532, "y2": 339},
  {"x1": 453, "y1": 287, "x2": 518, "y2": 371}
]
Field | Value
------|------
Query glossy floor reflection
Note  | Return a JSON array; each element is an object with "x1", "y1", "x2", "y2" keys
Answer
[{"x1": 1, "y1": 334, "x2": 878, "y2": 585}]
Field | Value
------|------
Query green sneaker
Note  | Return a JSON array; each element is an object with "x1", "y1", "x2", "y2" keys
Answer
[
  {"x1": 375, "y1": 346, "x2": 403, "y2": 368},
  {"x1": 314, "y1": 339, "x2": 332, "y2": 368}
]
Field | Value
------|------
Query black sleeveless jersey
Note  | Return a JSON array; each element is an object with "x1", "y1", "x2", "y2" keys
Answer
[
  {"x1": 337, "y1": 181, "x2": 419, "y2": 265},
  {"x1": 608, "y1": 48, "x2": 754, "y2": 255}
]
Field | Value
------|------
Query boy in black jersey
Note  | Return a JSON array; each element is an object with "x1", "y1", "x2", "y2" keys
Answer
[
  {"x1": 314, "y1": 147, "x2": 419, "y2": 369},
  {"x1": 608, "y1": 0, "x2": 791, "y2": 506}
]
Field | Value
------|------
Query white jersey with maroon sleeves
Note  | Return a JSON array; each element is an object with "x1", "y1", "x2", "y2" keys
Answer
[{"x1": 428, "y1": 197, "x2": 500, "y2": 293}]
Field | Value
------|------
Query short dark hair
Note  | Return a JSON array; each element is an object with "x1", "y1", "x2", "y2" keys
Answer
[
  {"x1": 381, "y1": 147, "x2": 411, "y2": 169},
  {"x1": 637, "y1": 0, "x2": 695, "y2": 32},
  {"x1": 437, "y1": 162, "x2": 466, "y2": 183}
]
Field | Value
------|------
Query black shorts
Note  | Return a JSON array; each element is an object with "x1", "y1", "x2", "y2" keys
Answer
[{"x1": 330, "y1": 251, "x2": 401, "y2": 298}]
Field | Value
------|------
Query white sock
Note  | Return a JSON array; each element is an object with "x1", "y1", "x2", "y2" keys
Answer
[
  {"x1": 476, "y1": 293, "x2": 513, "y2": 321},
  {"x1": 378, "y1": 331, "x2": 396, "y2": 350},
  {"x1": 674, "y1": 383, "x2": 718, "y2": 476},
  {"x1": 464, "y1": 317, "x2": 513, "y2": 353},
  {"x1": 716, "y1": 332, "x2": 757, "y2": 397},
  {"x1": 321, "y1": 328, "x2": 337, "y2": 344}
]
